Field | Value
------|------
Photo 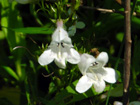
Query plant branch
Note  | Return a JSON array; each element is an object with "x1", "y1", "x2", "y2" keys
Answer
[
  {"x1": 123, "y1": 0, "x2": 131, "y2": 104},
  {"x1": 79, "y1": 6, "x2": 124, "y2": 14},
  {"x1": 79, "y1": 6, "x2": 138, "y2": 16}
]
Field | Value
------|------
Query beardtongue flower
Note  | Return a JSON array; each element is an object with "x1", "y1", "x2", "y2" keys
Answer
[
  {"x1": 76, "y1": 52, "x2": 117, "y2": 93},
  {"x1": 38, "y1": 20, "x2": 80, "y2": 69}
]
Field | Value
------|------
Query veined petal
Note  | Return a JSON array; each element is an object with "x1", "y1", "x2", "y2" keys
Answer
[
  {"x1": 78, "y1": 54, "x2": 96, "y2": 75},
  {"x1": 96, "y1": 52, "x2": 108, "y2": 67},
  {"x1": 76, "y1": 75, "x2": 93, "y2": 93},
  {"x1": 54, "y1": 57, "x2": 66, "y2": 69},
  {"x1": 66, "y1": 48, "x2": 80, "y2": 64},
  {"x1": 38, "y1": 49, "x2": 55, "y2": 66},
  {"x1": 102, "y1": 67, "x2": 117, "y2": 83},
  {"x1": 52, "y1": 27, "x2": 68, "y2": 42},
  {"x1": 93, "y1": 76, "x2": 106, "y2": 93}
]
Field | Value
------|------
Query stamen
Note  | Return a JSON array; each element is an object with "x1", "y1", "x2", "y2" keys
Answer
[
  {"x1": 61, "y1": 42, "x2": 64, "y2": 48},
  {"x1": 92, "y1": 62, "x2": 98, "y2": 66}
]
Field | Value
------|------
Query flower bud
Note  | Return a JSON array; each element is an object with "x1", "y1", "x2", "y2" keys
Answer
[{"x1": 56, "y1": 19, "x2": 63, "y2": 28}]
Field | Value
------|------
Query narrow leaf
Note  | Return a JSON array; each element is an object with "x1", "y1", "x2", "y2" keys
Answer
[
  {"x1": 12, "y1": 27, "x2": 53, "y2": 34},
  {"x1": 2, "y1": 66, "x2": 19, "y2": 81}
]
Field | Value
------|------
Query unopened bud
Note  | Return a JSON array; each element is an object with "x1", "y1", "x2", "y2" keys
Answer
[{"x1": 56, "y1": 19, "x2": 63, "y2": 27}]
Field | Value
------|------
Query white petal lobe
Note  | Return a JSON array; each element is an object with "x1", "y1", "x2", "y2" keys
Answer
[
  {"x1": 38, "y1": 49, "x2": 54, "y2": 66},
  {"x1": 76, "y1": 75, "x2": 93, "y2": 93},
  {"x1": 93, "y1": 77, "x2": 106, "y2": 93},
  {"x1": 67, "y1": 48, "x2": 80, "y2": 64},
  {"x1": 102, "y1": 67, "x2": 117, "y2": 83},
  {"x1": 96, "y1": 52, "x2": 108, "y2": 66},
  {"x1": 54, "y1": 58, "x2": 66, "y2": 69}
]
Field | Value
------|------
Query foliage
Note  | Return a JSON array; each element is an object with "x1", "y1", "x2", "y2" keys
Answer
[{"x1": 0, "y1": 0, "x2": 140, "y2": 105}]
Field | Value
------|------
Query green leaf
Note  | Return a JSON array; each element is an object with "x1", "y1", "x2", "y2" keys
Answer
[
  {"x1": 68, "y1": 25, "x2": 76, "y2": 36},
  {"x1": 110, "y1": 84, "x2": 123, "y2": 97},
  {"x1": 116, "y1": 32, "x2": 124, "y2": 42},
  {"x1": 2, "y1": 66, "x2": 19, "y2": 81},
  {"x1": 12, "y1": 27, "x2": 53, "y2": 34},
  {"x1": 76, "y1": 21, "x2": 85, "y2": 29}
]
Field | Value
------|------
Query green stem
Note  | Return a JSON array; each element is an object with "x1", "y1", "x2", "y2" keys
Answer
[
  {"x1": 30, "y1": 4, "x2": 43, "y2": 26},
  {"x1": 58, "y1": 0, "x2": 61, "y2": 20},
  {"x1": 15, "y1": 60, "x2": 22, "y2": 80},
  {"x1": 105, "y1": 84, "x2": 112, "y2": 105},
  {"x1": 25, "y1": 78, "x2": 31, "y2": 105}
]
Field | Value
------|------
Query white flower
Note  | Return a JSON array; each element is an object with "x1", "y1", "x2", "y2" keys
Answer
[
  {"x1": 114, "y1": 101, "x2": 123, "y2": 105},
  {"x1": 76, "y1": 52, "x2": 117, "y2": 93},
  {"x1": 38, "y1": 20, "x2": 80, "y2": 69}
]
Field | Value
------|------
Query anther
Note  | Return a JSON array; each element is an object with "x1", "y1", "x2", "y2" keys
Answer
[
  {"x1": 92, "y1": 62, "x2": 98, "y2": 66},
  {"x1": 61, "y1": 42, "x2": 64, "y2": 48}
]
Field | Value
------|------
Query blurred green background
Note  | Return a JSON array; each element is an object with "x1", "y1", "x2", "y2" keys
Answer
[{"x1": 0, "y1": 0, "x2": 140, "y2": 105}]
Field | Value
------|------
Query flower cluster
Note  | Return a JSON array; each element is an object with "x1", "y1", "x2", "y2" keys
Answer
[{"x1": 38, "y1": 19, "x2": 117, "y2": 93}]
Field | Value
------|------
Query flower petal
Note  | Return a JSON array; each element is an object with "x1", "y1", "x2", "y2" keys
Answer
[
  {"x1": 89, "y1": 67, "x2": 107, "y2": 77},
  {"x1": 62, "y1": 37, "x2": 73, "y2": 45},
  {"x1": 78, "y1": 54, "x2": 96, "y2": 75},
  {"x1": 96, "y1": 52, "x2": 108, "y2": 66},
  {"x1": 54, "y1": 57, "x2": 66, "y2": 69},
  {"x1": 76, "y1": 75, "x2": 93, "y2": 93},
  {"x1": 102, "y1": 67, "x2": 117, "y2": 83},
  {"x1": 114, "y1": 101, "x2": 123, "y2": 105},
  {"x1": 38, "y1": 49, "x2": 55, "y2": 66},
  {"x1": 66, "y1": 48, "x2": 80, "y2": 64},
  {"x1": 52, "y1": 27, "x2": 68, "y2": 42},
  {"x1": 93, "y1": 76, "x2": 106, "y2": 93}
]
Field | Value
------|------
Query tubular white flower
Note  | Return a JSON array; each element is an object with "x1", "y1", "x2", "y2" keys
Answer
[
  {"x1": 38, "y1": 37, "x2": 80, "y2": 69},
  {"x1": 76, "y1": 52, "x2": 117, "y2": 93},
  {"x1": 38, "y1": 20, "x2": 80, "y2": 68}
]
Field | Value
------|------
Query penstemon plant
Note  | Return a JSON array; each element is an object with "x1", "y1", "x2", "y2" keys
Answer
[{"x1": 0, "y1": 0, "x2": 138, "y2": 105}]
